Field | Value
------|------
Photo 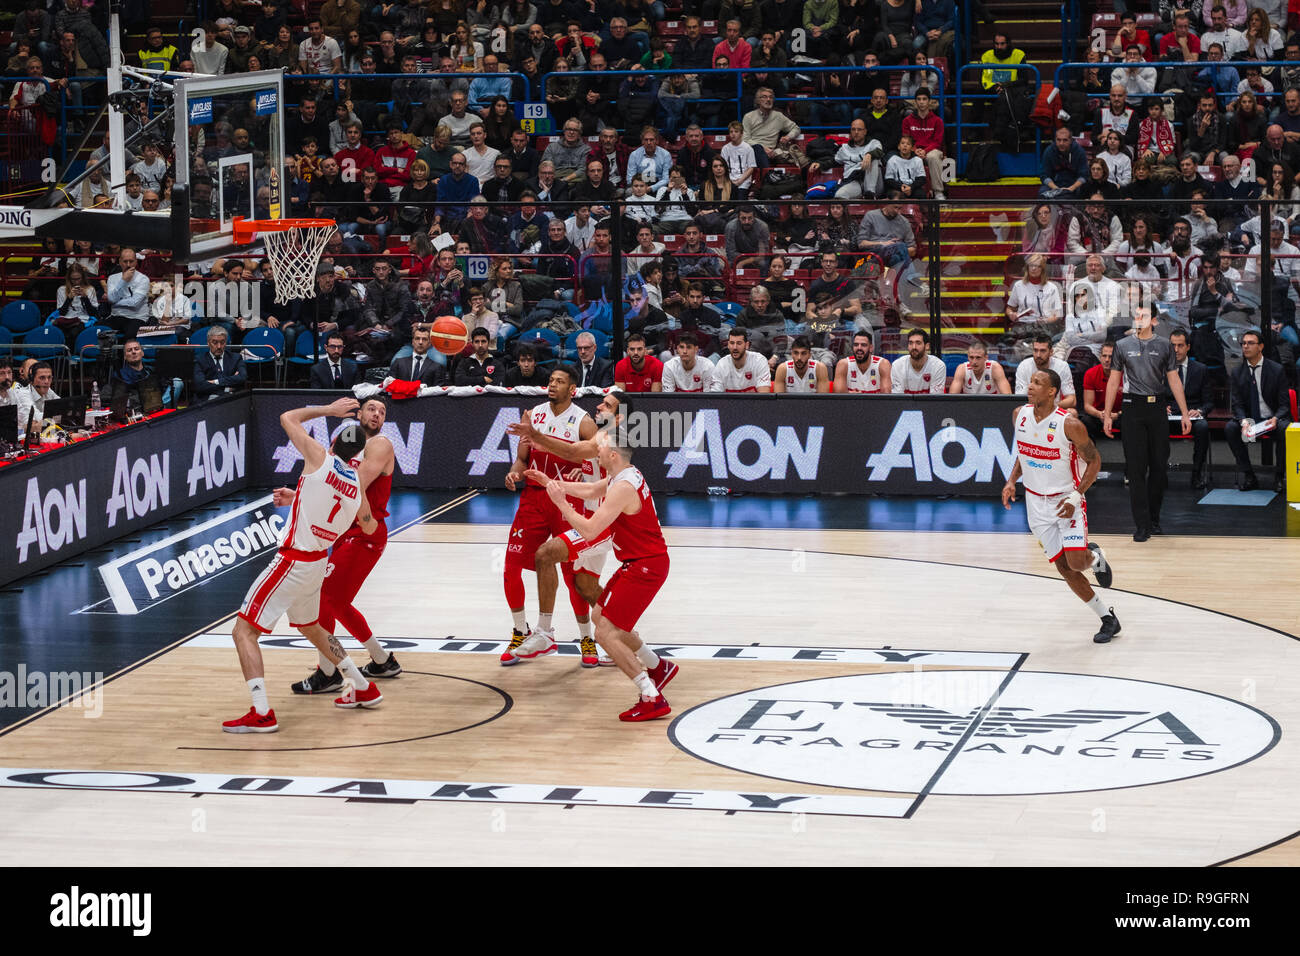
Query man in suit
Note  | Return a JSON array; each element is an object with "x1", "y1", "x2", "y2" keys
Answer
[
  {"x1": 1224, "y1": 329, "x2": 1292, "y2": 491},
  {"x1": 388, "y1": 324, "x2": 447, "y2": 386},
  {"x1": 572, "y1": 331, "x2": 613, "y2": 388},
  {"x1": 309, "y1": 332, "x2": 361, "y2": 389},
  {"x1": 1166, "y1": 328, "x2": 1215, "y2": 489},
  {"x1": 193, "y1": 326, "x2": 248, "y2": 400}
]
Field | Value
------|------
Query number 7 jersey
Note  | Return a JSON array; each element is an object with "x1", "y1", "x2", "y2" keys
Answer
[{"x1": 282, "y1": 455, "x2": 364, "y2": 553}]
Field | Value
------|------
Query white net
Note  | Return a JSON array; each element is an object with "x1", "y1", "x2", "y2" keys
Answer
[{"x1": 261, "y1": 222, "x2": 338, "y2": 304}]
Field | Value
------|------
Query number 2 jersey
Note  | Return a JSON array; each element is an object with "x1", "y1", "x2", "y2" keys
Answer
[{"x1": 1014, "y1": 404, "x2": 1083, "y2": 497}]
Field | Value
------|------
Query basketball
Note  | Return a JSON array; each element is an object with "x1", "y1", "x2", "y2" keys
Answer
[{"x1": 429, "y1": 316, "x2": 469, "y2": 355}]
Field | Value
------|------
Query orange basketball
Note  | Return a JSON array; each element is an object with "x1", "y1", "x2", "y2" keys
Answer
[{"x1": 429, "y1": 315, "x2": 469, "y2": 355}]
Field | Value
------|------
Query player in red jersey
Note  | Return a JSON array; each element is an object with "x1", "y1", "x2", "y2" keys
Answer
[
  {"x1": 508, "y1": 390, "x2": 623, "y2": 667},
  {"x1": 500, "y1": 365, "x2": 599, "y2": 665},
  {"x1": 530, "y1": 427, "x2": 678, "y2": 721},
  {"x1": 224, "y1": 399, "x2": 381, "y2": 733},
  {"x1": 280, "y1": 396, "x2": 402, "y2": 695}
]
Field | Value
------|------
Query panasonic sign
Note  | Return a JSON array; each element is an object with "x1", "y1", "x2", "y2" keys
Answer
[{"x1": 98, "y1": 496, "x2": 284, "y2": 614}]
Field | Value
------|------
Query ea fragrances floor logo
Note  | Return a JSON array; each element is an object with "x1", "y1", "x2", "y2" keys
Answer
[{"x1": 669, "y1": 672, "x2": 1279, "y2": 795}]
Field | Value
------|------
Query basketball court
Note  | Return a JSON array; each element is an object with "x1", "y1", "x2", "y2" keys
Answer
[{"x1": 2, "y1": 488, "x2": 1296, "y2": 867}]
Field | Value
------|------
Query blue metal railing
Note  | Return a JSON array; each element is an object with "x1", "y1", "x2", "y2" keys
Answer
[
  {"x1": 954, "y1": 62, "x2": 1041, "y2": 176},
  {"x1": 1062, "y1": 0, "x2": 1083, "y2": 65},
  {"x1": 1054, "y1": 59, "x2": 1295, "y2": 104}
]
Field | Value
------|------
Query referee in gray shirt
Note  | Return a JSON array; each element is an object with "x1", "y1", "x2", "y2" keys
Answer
[{"x1": 1103, "y1": 307, "x2": 1191, "y2": 542}]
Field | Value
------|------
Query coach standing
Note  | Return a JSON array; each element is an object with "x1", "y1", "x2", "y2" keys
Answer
[{"x1": 1103, "y1": 307, "x2": 1191, "y2": 542}]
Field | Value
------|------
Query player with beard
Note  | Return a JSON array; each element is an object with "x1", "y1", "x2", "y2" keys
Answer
[
  {"x1": 500, "y1": 365, "x2": 599, "y2": 665},
  {"x1": 713, "y1": 327, "x2": 772, "y2": 392},
  {"x1": 1002, "y1": 369, "x2": 1119, "y2": 644},
  {"x1": 613, "y1": 332, "x2": 664, "y2": 392},
  {"x1": 950, "y1": 340, "x2": 1012, "y2": 394},
  {"x1": 282, "y1": 396, "x2": 402, "y2": 695},
  {"x1": 508, "y1": 391, "x2": 624, "y2": 667},
  {"x1": 834, "y1": 330, "x2": 892, "y2": 393},
  {"x1": 892, "y1": 327, "x2": 948, "y2": 394},
  {"x1": 532, "y1": 428, "x2": 677, "y2": 721},
  {"x1": 773, "y1": 336, "x2": 830, "y2": 393}
]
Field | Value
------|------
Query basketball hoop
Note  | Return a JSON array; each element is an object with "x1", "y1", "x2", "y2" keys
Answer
[{"x1": 233, "y1": 216, "x2": 338, "y2": 304}]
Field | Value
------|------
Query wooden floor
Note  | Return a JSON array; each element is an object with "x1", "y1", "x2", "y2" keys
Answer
[{"x1": 1, "y1": 522, "x2": 1296, "y2": 866}]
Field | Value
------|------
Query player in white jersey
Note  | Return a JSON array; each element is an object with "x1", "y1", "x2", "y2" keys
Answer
[
  {"x1": 891, "y1": 328, "x2": 948, "y2": 394},
  {"x1": 501, "y1": 366, "x2": 600, "y2": 664},
  {"x1": 950, "y1": 340, "x2": 1012, "y2": 394},
  {"x1": 508, "y1": 390, "x2": 623, "y2": 666},
  {"x1": 1002, "y1": 368, "x2": 1120, "y2": 644},
  {"x1": 834, "y1": 330, "x2": 892, "y2": 393},
  {"x1": 773, "y1": 335, "x2": 830, "y2": 392},
  {"x1": 1014, "y1": 331, "x2": 1076, "y2": 407},
  {"x1": 224, "y1": 398, "x2": 383, "y2": 733},
  {"x1": 714, "y1": 327, "x2": 772, "y2": 392},
  {"x1": 660, "y1": 332, "x2": 719, "y2": 391}
]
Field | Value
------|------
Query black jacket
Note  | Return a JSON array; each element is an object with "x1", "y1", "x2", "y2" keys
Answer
[
  {"x1": 454, "y1": 352, "x2": 503, "y2": 386},
  {"x1": 193, "y1": 350, "x2": 248, "y2": 398},
  {"x1": 389, "y1": 352, "x2": 447, "y2": 386},
  {"x1": 572, "y1": 356, "x2": 614, "y2": 388},
  {"x1": 1161, "y1": 358, "x2": 1215, "y2": 417},
  {"x1": 310, "y1": 357, "x2": 361, "y2": 390},
  {"x1": 1229, "y1": 357, "x2": 1292, "y2": 426}
]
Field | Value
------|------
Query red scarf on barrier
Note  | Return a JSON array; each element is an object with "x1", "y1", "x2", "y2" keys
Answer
[{"x1": 384, "y1": 379, "x2": 423, "y2": 400}]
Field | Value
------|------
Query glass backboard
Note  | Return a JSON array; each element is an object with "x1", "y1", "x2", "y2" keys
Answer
[{"x1": 173, "y1": 68, "x2": 285, "y2": 261}]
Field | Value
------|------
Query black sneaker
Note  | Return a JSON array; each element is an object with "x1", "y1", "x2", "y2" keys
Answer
[
  {"x1": 362, "y1": 653, "x2": 402, "y2": 679},
  {"x1": 1093, "y1": 610, "x2": 1122, "y2": 644},
  {"x1": 291, "y1": 667, "x2": 345, "y2": 695},
  {"x1": 1088, "y1": 542, "x2": 1112, "y2": 589}
]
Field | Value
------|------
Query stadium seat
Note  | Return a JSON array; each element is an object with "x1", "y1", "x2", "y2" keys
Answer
[
  {"x1": 1, "y1": 300, "x2": 42, "y2": 335},
  {"x1": 18, "y1": 324, "x2": 68, "y2": 362},
  {"x1": 69, "y1": 325, "x2": 108, "y2": 366},
  {"x1": 241, "y1": 327, "x2": 285, "y2": 386},
  {"x1": 713, "y1": 301, "x2": 743, "y2": 318},
  {"x1": 0, "y1": 326, "x2": 12, "y2": 351},
  {"x1": 659, "y1": 20, "x2": 685, "y2": 37},
  {"x1": 289, "y1": 330, "x2": 321, "y2": 368},
  {"x1": 519, "y1": 328, "x2": 561, "y2": 356},
  {"x1": 140, "y1": 333, "x2": 178, "y2": 359}
]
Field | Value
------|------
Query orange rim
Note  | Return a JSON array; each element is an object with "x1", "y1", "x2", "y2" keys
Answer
[{"x1": 232, "y1": 216, "x2": 337, "y2": 244}]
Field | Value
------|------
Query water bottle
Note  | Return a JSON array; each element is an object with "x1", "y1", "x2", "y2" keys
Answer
[
  {"x1": 91, "y1": 380, "x2": 101, "y2": 410},
  {"x1": 706, "y1": 486, "x2": 730, "y2": 496}
]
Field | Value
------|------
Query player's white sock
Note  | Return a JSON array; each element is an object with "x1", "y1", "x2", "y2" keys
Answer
[
  {"x1": 248, "y1": 678, "x2": 269, "y2": 716},
  {"x1": 1085, "y1": 596, "x2": 1109, "y2": 620},
  {"x1": 318, "y1": 652, "x2": 337, "y2": 676},
  {"x1": 577, "y1": 619, "x2": 592, "y2": 640},
  {"x1": 363, "y1": 638, "x2": 390, "y2": 664},
  {"x1": 537, "y1": 612, "x2": 553, "y2": 633},
  {"x1": 511, "y1": 609, "x2": 528, "y2": 633},
  {"x1": 338, "y1": 656, "x2": 369, "y2": 688},
  {"x1": 635, "y1": 644, "x2": 660, "y2": 669},
  {"x1": 634, "y1": 672, "x2": 658, "y2": 700}
]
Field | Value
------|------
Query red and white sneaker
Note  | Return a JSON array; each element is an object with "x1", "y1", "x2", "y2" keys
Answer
[
  {"x1": 500, "y1": 627, "x2": 530, "y2": 666},
  {"x1": 619, "y1": 695, "x2": 671, "y2": 722},
  {"x1": 579, "y1": 636, "x2": 600, "y2": 668},
  {"x1": 513, "y1": 628, "x2": 558, "y2": 661},
  {"x1": 222, "y1": 707, "x2": 279, "y2": 733},
  {"x1": 647, "y1": 659, "x2": 679, "y2": 692},
  {"x1": 335, "y1": 681, "x2": 383, "y2": 709}
]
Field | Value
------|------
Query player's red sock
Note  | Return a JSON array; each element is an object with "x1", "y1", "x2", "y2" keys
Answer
[{"x1": 561, "y1": 564, "x2": 588, "y2": 619}]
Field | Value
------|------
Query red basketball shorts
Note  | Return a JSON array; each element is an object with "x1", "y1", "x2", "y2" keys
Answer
[{"x1": 599, "y1": 553, "x2": 670, "y2": 632}]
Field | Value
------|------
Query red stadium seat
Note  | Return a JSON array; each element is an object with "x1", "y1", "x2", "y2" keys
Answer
[
  {"x1": 659, "y1": 20, "x2": 685, "y2": 37},
  {"x1": 662, "y1": 234, "x2": 684, "y2": 250},
  {"x1": 1091, "y1": 13, "x2": 1119, "y2": 30}
]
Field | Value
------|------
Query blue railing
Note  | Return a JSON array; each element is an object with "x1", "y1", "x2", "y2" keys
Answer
[
  {"x1": 954, "y1": 62, "x2": 1041, "y2": 175},
  {"x1": 1062, "y1": 0, "x2": 1083, "y2": 65},
  {"x1": 1054, "y1": 59, "x2": 1295, "y2": 104}
]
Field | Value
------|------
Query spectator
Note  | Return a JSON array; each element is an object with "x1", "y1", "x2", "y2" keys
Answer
[
  {"x1": 579, "y1": 221, "x2": 615, "y2": 300},
  {"x1": 52, "y1": 262, "x2": 97, "y2": 352},
  {"x1": 712, "y1": 19, "x2": 752, "y2": 68},
  {"x1": 1015, "y1": 331, "x2": 1076, "y2": 407},
  {"x1": 676, "y1": 223, "x2": 725, "y2": 286},
  {"x1": 534, "y1": 219, "x2": 579, "y2": 299},
  {"x1": 334, "y1": 121, "x2": 377, "y2": 180},
  {"x1": 916, "y1": 0, "x2": 956, "y2": 60},
  {"x1": 390, "y1": 325, "x2": 449, "y2": 383},
  {"x1": 732, "y1": 284, "x2": 786, "y2": 356},
  {"x1": 459, "y1": 197, "x2": 509, "y2": 253},
  {"x1": 310, "y1": 331, "x2": 361, "y2": 388},
  {"x1": 885, "y1": 135, "x2": 928, "y2": 198},
  {"x1": 506, "y1": 191, "x2": 550, "y2": 253},
  {"x1": 1127, "y1": 98, "x2": 1178, "y2": 170},
  {"x1": 14, "y1": 361, "x2": 59, "y2": 429},
  {"x1": 1241, "y1": 7, "x2": 1282, "y2": 62},
  {"x1": 571, "y1": 331, "x2": 614, "y2": 388},
  {"x1": 862, "y1": 87, "x2": 904, "y2": 164},
  {"x1": 1097, "y1": 130, "x2": 1133, "y2": 189},
  {"x1": 1116, "y1": 45, "x2": 1156, "y2": 97},
  {"x1": 1109, "y1": 11, "x2": 1152, "y2": 58},
  {"x1": 298, "y1": 19, "x2": 342, "y2": 74},
  {"x1": 462, "y1": 123, "x2": 500, "y2": 186},
  {"x1": 720, "y1": 121, "x2": 759, "y2": 198},
  {"x1": 1201, "y1": 5, "x2": 1247, "y2": 55},
  {"x1": 1068, "y1": 262, "x2": 1125, "y2": 359},
  {"x1": 821, "y1": 116, "x2": 882, "y2": 201},
  {"x1": 448, "y1": 21, "x2": 484, "y2": 70},
  {"x1": 374, "y1": 125, "x2": 417, "y2": 190},
  {"x1": 874, "y1": 0, "x2": 914, "y2": 64},
  {"x1": 12, "y1": 0, "x2": 54, "y2": 64},
  {"x1": 891, "y1": 328, "x2": 947, "y2": 394},
  {"x1": 1186, "y1": 190, "x2": 1221, "y2": 249},
  {"x1": 601, "y1": 18, "x2": 646, "y2": 69},
  {"x1": 1006, "y1": 253, "x2": 1065, "y2": 343},
  {"x1": 484, "y1": 260, "x2": 524, "y2": 328},
  {"x1": 1083, "y1": 158, "x2": 1120, "y2": 202},
  {"x1": 898, "y1": 88, "x2": 946, "y2": 199},
  {"x1": 743, "y1": 87, "x2": 809, "y2": 169},
  {"x1": 571, "y1": 159, "x2": 616, "y2": 216},
  {"x1": 543, "y1": 118, "x2": 591, "y2": 183},
  {"x1": 654, "y1": 168, "x2": 697, "y2": 235},
  {"x1": 586, "y1": 127, "x2": 631, "y2": 194},
  {"x1": 1040, "y1": 126, "x2": 1088, "y2": 198},
  {"x1": 1158, "y1": 11, "x2": 1200, "y2": 58},
  {"x1": 353, "y1": 257, "x2": 412, "y2": 361},
  {"x1": 857, "y1": 191, "x2": 919, "y2": 307},
  {"x1": 980, "y1": 31, "x2": 1029, "y2": 111},
  {"x1": 1223, "y1": 329, "x2": 1290, "y2": 491},
  {"x1": 468, "y1": 54, "x2": 512, "y2": 115},
  {"x1": 1244, "y1": 219, "x2": 1300, "y2": 326},
  {"x1": 105, "y1": 248, "x2": 151, "y2": 340},
  {"x1": 504, "y1": 344, "x2": 550, "y2": 388},
  {"x1": 725, "y1": 207, "x2": 770, "y2": 271},
  {"x1": 818, "y1": 200, "x2": 859, "y2": 252},
  {"x1": 1066, "y1": 193, "x2": 1123, "y2": 265},
  {"x1": 193, "y1": 326, "x2": 248, "y2": 400},
  {"x1": 672, "y1": 16, "x2": 712, "y2": 70}
]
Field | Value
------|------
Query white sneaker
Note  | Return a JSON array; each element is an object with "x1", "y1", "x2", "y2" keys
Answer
[
  {"x1": 513, "y1": 627, "x2": 558, "y2": 661},
  {"x1": 597, "y1": 652, "x2": 616, "y2": 666}
]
